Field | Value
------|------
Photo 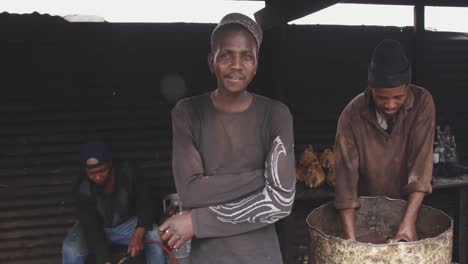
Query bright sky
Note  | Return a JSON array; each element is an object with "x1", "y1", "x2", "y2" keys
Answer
[
  {"x1": 292, "y1": 4, "x2": 468, "y2": 33},
  {"x1": 1, "y1": 0, "x2": 264, "y2": 22},
  {"x1": 2, "y1": 1, "x2": 468, "y2": 33}
]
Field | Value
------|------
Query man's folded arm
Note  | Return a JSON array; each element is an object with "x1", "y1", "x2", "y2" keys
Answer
[
  {"x1": 191, "y1": 103, "x2": 296, "y2": 238},
  {"x1": 172, "y1": 100, "x2": 266, "y2": 208}
]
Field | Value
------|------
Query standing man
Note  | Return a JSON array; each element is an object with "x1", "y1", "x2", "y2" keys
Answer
[
  {"x1": 62, "y1": 142, "x2": 165, "y2": 264},
  {"x1": 160, "y1": 13, "x2": 296, "y2": 264},
  {"x1": 334, "y1": 39, "x2": 435, "y2": 242}
]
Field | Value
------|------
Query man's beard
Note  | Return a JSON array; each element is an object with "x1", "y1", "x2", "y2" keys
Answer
[{"x1": 93, "y1": 168, "x2": 113, "y2": 192}]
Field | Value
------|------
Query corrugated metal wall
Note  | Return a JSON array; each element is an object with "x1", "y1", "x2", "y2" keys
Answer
[
  {"x1": 422, "y1": 32, "x2": 468, "y2": 263},
  {"x1": 285, "y1": 25, "x2": 411, "y2": 151},
  {"x1": 0, "y1": 101, "x2": 174, "y2": 263},
  {"x1": 422, "y1": 31, "x2": 468, "y2": 161},
  {"x1": 0, "y1": 19, "x2": 215, "y2": 263},
  {"x1": 1, "y1": 17, "x2": 468, "y2": 263}
]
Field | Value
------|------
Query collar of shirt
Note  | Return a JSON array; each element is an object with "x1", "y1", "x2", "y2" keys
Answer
[{"x1": 376, "y1": 110, "x2": 388, "y2": 130}]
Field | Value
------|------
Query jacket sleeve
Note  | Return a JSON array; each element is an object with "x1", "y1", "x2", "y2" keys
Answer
[
  {"x1": 172, "y1": 99, "x2": 266, "y2": 208},
  {"x1": 403, "y1": 92, "x2": 435, "y2": 195},
  {"x1": 126, "y1": 161, "x2": 156, "y2": 230},
  {"x1": 76, "y1": 183, "x2": 111, "y2": 264},
  {"x1": 334, "y1": 107, "x2": 361, "y2": 210},
  {"x1": 191, "y1": 103, "x2": 296, "y2": 238}
]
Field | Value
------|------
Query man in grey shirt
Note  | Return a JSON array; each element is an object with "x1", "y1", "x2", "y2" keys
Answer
[{"x1": 159, "y1": 13, "x2": 296, "y2": 264}]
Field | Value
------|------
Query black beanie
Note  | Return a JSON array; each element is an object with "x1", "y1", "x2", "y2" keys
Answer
[{"x1": 368, "y1": 39, "x2": 412, "y2": 88}]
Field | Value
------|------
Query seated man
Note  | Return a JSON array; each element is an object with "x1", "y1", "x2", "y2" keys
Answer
[{"x1": 62, "y1": 142, "x2": 165, "y2": 264}]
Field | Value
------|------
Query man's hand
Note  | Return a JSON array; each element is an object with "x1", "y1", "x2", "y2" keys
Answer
[
  {"x1": 393, "y1": 192, "x2": 425, "y2": 242},
  {"x1": 394, "y1": 221, "x2": 417, "y2": 242},
  {"x1": 159, "y1": 211, "x2": 194, "y2": 250},
  {"x1": 128, "y1": 227, "x2": 146, "y2": 257}
]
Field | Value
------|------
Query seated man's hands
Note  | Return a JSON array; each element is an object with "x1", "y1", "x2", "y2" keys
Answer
[
  {"x1": 159, "y1": 211, "x2": 194, "y2": 250},
  {"x1": 128, "y1": 227, "x2": 146, "y2": 257}
]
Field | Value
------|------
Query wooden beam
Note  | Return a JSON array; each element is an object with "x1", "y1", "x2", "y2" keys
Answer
[
  {"x1": 255, "y1": 0, "x2": 343, "y2": 30},
  {"x1": 255, "y1": 0, "x2": 284, "y2": 30},
  {"x1": 253, "y1": 0, "x2": 468, "y2": 29},
  {"x1": 235, "y1": 0, "x2": 468, "y2": 7},
  {"x1": 342, "y1": 0, "x2": 468, "y2": 7}
]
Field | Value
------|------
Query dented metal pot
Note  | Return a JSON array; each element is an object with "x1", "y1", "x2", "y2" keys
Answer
[{"x1": 307, "y1": 196, "x2": 453, "y2": 264}]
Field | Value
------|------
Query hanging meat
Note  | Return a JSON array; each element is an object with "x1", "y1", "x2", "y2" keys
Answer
[
  {"x1": 296, "y1": 145, "x2": 326, "y2": 188},
  {"x1": 320, "y1": 146, "x2": 336, "y2": 187}
]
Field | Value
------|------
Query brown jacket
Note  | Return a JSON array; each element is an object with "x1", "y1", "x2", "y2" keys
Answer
[{"x1": 334, "y1": 85, "x2": 435, "y2": 210}]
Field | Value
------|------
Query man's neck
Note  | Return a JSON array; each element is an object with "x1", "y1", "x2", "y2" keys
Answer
[
  {"x1": 103, "y1": 173, "x2": 115, "y2": 193},
  {"x1": 210, "y1": 89, "x2": 253, "y2": 113}
]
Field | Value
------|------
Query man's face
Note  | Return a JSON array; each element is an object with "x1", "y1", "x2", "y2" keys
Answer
[
  {"x1": 208, "y1": 28, "x2": 258, "y2": 95},
  {"x1": 372, "y1": 84, "x2": 408, "y2": 118},
  {"x1": 85, "y1": 160, "x2": 112, "y2": 185}
]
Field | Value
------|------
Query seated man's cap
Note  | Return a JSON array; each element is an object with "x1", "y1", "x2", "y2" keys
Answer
[
  {"x1": 211, "y1": 12, "x2": 263, "y2": 51},
  {"x1": 368, "y1": 39, "x2": 412, "y2": 88},
  {"x1": 80, "y1": 141, "x2": 112, "y2": 169}
]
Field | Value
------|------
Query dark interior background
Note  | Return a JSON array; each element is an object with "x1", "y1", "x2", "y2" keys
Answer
[{"x1": 1, "y1": 13, "x2": 468, "y2": 263}]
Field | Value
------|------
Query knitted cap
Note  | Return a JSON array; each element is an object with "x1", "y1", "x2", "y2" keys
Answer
[{"x1": 368, "y1": 39, "x2": 412, "y2": 88}]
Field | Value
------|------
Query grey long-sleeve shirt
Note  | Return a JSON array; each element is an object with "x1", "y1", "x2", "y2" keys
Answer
[{"x1": 172, "y1": 93, "x2": 296, "y2": 264}]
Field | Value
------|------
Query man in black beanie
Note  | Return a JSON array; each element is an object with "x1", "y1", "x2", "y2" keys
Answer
[{"x1": 334, "y1": 39, "x2": 435, "y2": 242}]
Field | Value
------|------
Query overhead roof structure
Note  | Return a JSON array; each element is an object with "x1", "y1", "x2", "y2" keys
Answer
[
  {"x1": 229, "y1": 0, "x2": 468, "y2": 106},
  {"x1": 232, "y1": 0, "x2": 468, "y2": 29}
]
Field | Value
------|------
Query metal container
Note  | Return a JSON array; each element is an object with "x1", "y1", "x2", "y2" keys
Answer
[
  {"x1": 307, "y1": 196, "x2": 453, "y2": 264},
  {"x1": 163, "y1": 193, "x2": 185, "y2": 216},
  {"x1": 162, "y1": 193, "x2": 191, "y2": 259}
]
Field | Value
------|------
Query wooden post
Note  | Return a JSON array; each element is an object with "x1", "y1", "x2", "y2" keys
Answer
[
  {"x1": 260, "y1": 0, "x2": 287, "y2": 101},
  {"x1": 269, "y1": 24, "x2": 287, "y2": 101},
  {"x1": 262, "y1": 5, "x2": 292, "y2": 262},
  {"x1": 413, "y1": 0, "x2": 425, "y2": 85},
  {"x1": 459, "y1": 187, "x2": 467, "y2": 263}
]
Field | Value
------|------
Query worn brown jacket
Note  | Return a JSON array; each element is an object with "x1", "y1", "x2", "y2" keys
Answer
[{"x1": 334, "y1": 85, "x2": 435, "y2": 210}]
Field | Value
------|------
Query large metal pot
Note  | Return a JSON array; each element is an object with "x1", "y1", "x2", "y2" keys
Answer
[{"x1": 307, "y1": 196, "x2": 453, "y2": 264}]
